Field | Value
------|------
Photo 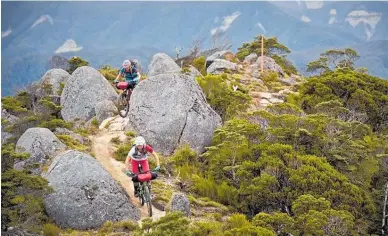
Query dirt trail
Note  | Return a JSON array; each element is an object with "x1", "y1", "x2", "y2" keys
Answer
[{"x1": 90, "y1": 130, "x2": 166, "y2": 222}]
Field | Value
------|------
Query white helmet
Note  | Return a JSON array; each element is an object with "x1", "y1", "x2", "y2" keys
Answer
[
  {"x1": 135, "y1": 136, "x2": 146, "y2": 146},
  {"x1": 122, "y1": 60, "x2": 131, "y2": 69}
]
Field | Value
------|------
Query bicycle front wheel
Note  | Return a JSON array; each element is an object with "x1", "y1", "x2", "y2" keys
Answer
[
  {"x1": 145, "y1": 184, "x2": 153, "y2": 217},
  {"x1": 117, "y1": 92, "x2": 129, "y2": 118}
]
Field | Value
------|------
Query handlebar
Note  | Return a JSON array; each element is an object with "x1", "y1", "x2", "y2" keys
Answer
[{"x1": 125, "y1": 167, "x2": 160, "y2": 177}]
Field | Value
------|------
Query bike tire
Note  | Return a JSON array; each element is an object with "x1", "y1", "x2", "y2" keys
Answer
[
  {"x1": 145, "y1": 184, "x2": 152, "y2": 217},
  {"x1": 139, "y1": 183, "x2": 145, "y2": 206},
  {"x1": 117, "y1": 93, "x2": 130, "y2": 118}
]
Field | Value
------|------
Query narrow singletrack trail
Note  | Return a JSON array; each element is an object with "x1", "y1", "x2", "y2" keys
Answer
[{"x1": 90, "y1": 129, "x2": 165, "y2": 222}]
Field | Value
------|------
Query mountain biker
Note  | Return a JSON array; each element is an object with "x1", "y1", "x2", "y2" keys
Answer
[
  {"x1": 125, "y1": 136, "x2": 160, "y2": 197},
  {"x1": 114, "y1": 59, "x2": 141, "y2": 89}
]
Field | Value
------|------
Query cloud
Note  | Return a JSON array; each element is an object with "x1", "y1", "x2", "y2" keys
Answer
[
  {"x1": 211, "y1": 11, "x2": 241, "y2": 35},
  {"x1": 305, "y1": 1, "x2": 324, "y2": 9},
  {"x1": 31, "y1": 15, "x2": 54, "y2": 29},
  {"x1": 330, "y1": 9, "x2": 337, "y2": 15},
  {"x1": 2, "y1": 27, "x2": 12, "y2": 38},
  {"x1": 345, "y1": 10, "x2": 382, "y2": 40},
  {"x1": 55, "y1": 39, "x2": 83, "y2": 53},
  {"x1": 301, "y1": 15, "x2": 311, "y2": 23},
  {"x1": 257, "y1": 22, "x2": 266, "y2": 33}
]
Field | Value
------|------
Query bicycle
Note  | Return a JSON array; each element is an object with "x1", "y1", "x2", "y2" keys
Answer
[
  {"x1": 115, "y1": 81, "x2": 135, "y2": 118},
  {"x1": 126, "y1": 164, "x2": 159, "y2": 217}
]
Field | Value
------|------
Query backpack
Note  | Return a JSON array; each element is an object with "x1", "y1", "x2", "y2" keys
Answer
[
  {"x1": 132, "y1": 143, "x2": 153, "y2": 156},
  {"x1": 130, "y1": 60, "x2": 141, "y2": 73}
]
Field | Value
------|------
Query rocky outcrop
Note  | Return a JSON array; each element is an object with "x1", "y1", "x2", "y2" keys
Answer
[
  {"x1": 243, "y1": 53, "x2": 258, "y2": 64},
  {"x1": 206, "y1": 50, "x2": 232, "y2": 67},
  {"x1": 14, "y1": 128, "x2": 66, "y2": 174},
  {"x1": 207, "y1": 59, "x2": 238, "y2": 75},
  {"x1": 36, "y1": 69, "x2": 70, "y2": 97},
  {"x1": 44, "y1": 150, "x2": 140, "y2": 230},
  {"x1": 60, "y1": 66, "x2": 117, "y2": 123},
  {"x1": 127, "y1": 54, "x2": 222, "y2": 155},
  {"x1": 147, "y1": 53, "x2": 181, "y2": 77},
  {"x1": 250, "y1": 56, "x2": 284, "y2": 77},
  {"x1": 95, "y1": 100, "x2": 118, "y2": 125}
]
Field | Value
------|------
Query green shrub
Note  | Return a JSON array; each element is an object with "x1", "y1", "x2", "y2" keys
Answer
[
  {"x1": 192, "y1": 56, "x2": 207, "y2": 76},
  {"x1": 1, "y1": 96, "x2": 28, "y2": 114},
  {"x1": 39, "y1": 119, "x2": 72, "y2": 131},
  {"x1": 2, "y1": 169, "x2": 52, "y2": 232},
  {"x1": 91, "y1": 117, "x2": 99, "y2": 128},
  {"x1": 196, "y1": 74, "x2": 251, "y2": 121},
  {"x1": 99, "y1": 65, "x2": 119, "y2": 83},
  {"x1": 56, "y1": 134, "x2": 88, "y2": 152}
]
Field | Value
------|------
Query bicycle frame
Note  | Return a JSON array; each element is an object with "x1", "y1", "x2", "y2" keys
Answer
[{"x1": 135, "y1": 163, "x2": 153, "y2": 216}]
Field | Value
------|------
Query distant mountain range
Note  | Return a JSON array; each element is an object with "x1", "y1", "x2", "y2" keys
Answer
[{"x1": 2, "y1": 1, "x2": 388, "y2": 95}]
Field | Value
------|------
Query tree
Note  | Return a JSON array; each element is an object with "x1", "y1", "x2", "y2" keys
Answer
[
  {"x1": 306, "y1": 57, "x2": 330, "y2": 76},
  {"x1": 308, "y1": 48, "x2": 361, "y2": 73},
  {"x1": 68, "y1": 56, "x2": 89, "y2": 74},
  {"x1": 320, "y1": 49, "x2": 344, "y2": 68},
  {"x1": 188, "y1": 37, "x2": 206, "y2": 59},
  {"x1": 236, "y1": 36, "x2": 296, "y2": 75}
]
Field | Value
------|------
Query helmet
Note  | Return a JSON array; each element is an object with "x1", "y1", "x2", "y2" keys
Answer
[
  {"x1": 135, "y1": 136, "x2": 146, "y2": 146},
  {"x1": 122, "y1": 60, "x2": 131, "y2": 69}
]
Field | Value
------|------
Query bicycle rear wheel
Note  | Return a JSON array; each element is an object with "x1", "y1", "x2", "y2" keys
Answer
[
  {"x1": 145, "y1": 184, "x2": 152, "y2": 217},
  {"x1": 117, "y1": 92, "x2": 129, "y2": 118}
]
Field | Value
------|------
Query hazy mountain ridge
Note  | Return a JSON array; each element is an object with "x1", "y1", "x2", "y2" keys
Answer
[{"x1": 2, "y1": 1, "x2": 388, "y2": 95}]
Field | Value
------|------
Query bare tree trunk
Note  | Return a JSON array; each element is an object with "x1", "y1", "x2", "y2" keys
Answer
[{"x1": 383, "y1": 182, "x2": 388, "y2": 236}]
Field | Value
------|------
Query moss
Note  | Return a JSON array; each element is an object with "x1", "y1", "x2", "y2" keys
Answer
[
  {"x1": 39, "y1": 97, "x2": 62, "y2": 112},
  {"x1": 42, "y1": 223, "x2": 61, "y2": 236},
  {"x1": 10, "y1": 195, "x2": 26, "y2": 205},
  {"x1": 58, "y1": 82, "x2": 65, "y2": 96},
  {"x1": 91, "y1": 117, "x2": 99, "y2": 128},
  {"x1": 224, "y1": 68, "x2": 232, "y2": 74},
  {"x1": 113, "y1": 220, "x2": 139, "y2": 231},
  {"x1": 56, "y1": 134, "x2": 88, "y2": 152},
  {"x1": 188, "y1": 195, "x2": 229, "y2": 212},
  {"x1": 125, "y1": 131, "x2": 136, "y2": 138},
  {"x1": 181, "y1": 67, "x2": 191, "y2": 74},
  {"x1": 113, "y1": 143, "x2": 132, "y2": 161},
  {"x1": 39, "y1": 119, "x2": 72, "y2": 131},
  {"x1": 2, "y1": 118, "x2": 9, "y2": 125},
  {"x1": 74, "y1": 128, "x2": 89, "y2": 137}
]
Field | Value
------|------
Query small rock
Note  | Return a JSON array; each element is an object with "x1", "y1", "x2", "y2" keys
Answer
[
  {"x1": 243, "y1": 53, "x2": 258, "y2": 64},
  {"x1": 258, "y1": 92, "x2": 273, "y2": 100},
  {"x1": 166, "y1": 192, "x2": 190, "y2": 216}
]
